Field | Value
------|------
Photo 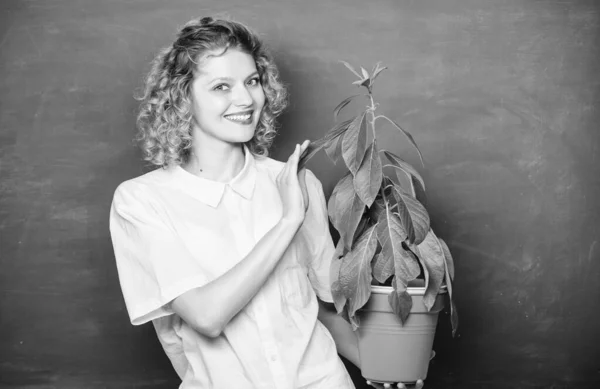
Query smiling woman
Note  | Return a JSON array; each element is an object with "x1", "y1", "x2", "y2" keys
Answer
[{"x1": 109, "y1": 16, "x2": 356, "y2": 388}]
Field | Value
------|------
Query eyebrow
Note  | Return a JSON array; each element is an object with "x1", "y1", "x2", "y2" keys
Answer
[{"x1": 207, "y1": 72, "x2": 259, "y2": 84}]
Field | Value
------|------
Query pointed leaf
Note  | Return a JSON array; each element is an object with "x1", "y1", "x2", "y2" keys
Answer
[
  {"x1": 412, "y1": 174, "x2": 428, "y2": 207},
  {"x1": 376, "y1": 203, "x2": 420, "y2": 285},
  {"x1": 340, "y1": 60, "x2": 362, "y2": 79},
  {"x1": 372, "y1": 253, "x2": 394, "y2": 284},
  {"x1": 383, "y1": 150, "x2": 426, "y2": 192},
  {"x1": 371, "y1": 65, "x2": 387, "y2": 82},
  {"x1": 324, "y1": 133, "x2": 344, "y2": 164},
  {"x1": 342, "y1": 112, "x2": 368, "y2": 175},
  {"x1": 413, "y1": 245, "x2": 430, "y2": 293},
  {"x1": 392, "y1": 185, "x2": 430, "y2": 245},
  {"x1": 298, "y1": 117, "x2": 354, "y2": 170},
  {"x1": 378, "y1": 115, "x2": 425, "y2": 167},
  {"x1": 370, "y1": 62, "x2": 380, "y2": 77},
  {"x1": 391, "y1": 187, "x2": 415, "y2": 243},
  {"x1": 415, "y1": 230, "x2": 446, "y2": 311},
  {"x1": 339, "y1": 225, "x2": 378, "y2": 322},
  {"x1": 442, "y1": 245, "x2": 459, "y2": 336},
  {"x1": 395, "y1": 241, "x2": 421, "y2": 285},
  {"x1": 333, "y1": 95, "x2": 360, "y2": 120},
  {"x1": 438, "y1": 238, "x2": 455, "y2": 281},
  {"x1": 388, "y1": 277, "x2": 412, "y2": 323},
  {"x1": 354, "y1": 142, "x2": 383, "y2": 208},
  {"x1": 328, "y1": 173, "x2": 365, "y2": 250},
  {"x1": 348, "y1": 307, "x2": 360, "y2": 330},
  {"x1": 360, "y1": 66, "x2": 370, "y2": 79}
]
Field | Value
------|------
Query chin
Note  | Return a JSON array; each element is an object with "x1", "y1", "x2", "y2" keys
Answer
[{"x1": 227, "y1": 128, "x2": 256, "y2": 144}]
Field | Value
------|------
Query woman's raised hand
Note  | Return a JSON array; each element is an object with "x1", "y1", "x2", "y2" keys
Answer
[{"x1": 277, "y1": 140, "x2": 310, "y2": 226}]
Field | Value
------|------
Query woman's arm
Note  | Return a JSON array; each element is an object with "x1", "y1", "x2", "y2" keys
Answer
[
  {"x1": 172, "y1": 218, "x2": 301, "y2": 337},
  {"x1": 171, "y1": 141, "x2": 310, "y2": 338},
  {"x1": 318, "y1": 300, "x2": 360, "y2": 368}
]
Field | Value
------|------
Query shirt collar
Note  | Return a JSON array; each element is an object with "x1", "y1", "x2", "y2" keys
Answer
[{"x1": 168, "y1": 145, "x2": 256, "y2": 208}]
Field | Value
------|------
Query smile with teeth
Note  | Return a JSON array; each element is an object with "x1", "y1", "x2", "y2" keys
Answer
[{"x1": 224, "y1": 111, "x2": 253, "y2": 123}]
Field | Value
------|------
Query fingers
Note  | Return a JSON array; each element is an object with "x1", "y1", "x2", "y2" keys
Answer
[
  {"x1": 283, "y1": 140, "x2": 310, "y2": 177},
  {"x1": 287, "y1": 144, "x2": 299, "y2": 163},
  {"x1": 299, "y1": 139, "x2": 310, "y2": 154},
  {"x1": 366, "y1": 381, "x2": 412, "y2": 389}
]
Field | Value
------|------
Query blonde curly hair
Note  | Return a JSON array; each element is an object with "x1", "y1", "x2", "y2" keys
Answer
[{"x1": 135, "y1": 17, "x2": 288, "y2": 167}]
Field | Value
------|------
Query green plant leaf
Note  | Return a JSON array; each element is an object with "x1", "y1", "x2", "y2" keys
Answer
[
  {"x1": 412, "y1": 174, "x2": 428, "y2": 207},
  {"x1": 328, "y1": 173, "x2": 365, "y2": 250},
  {"x1": 339, "y1": 225, "x2": 378, "y2": 324},
  {"x1": 324, "y1": 134, "x2": 343, "y2": 164},
  {"x1": 372, "y1": 252, "x2": 394, "y2": 284},
  {"x1": 354, "y1": 141, "x2": 383, "y2": 208},
  {"x1": 376, "y1": 203, "x2": 420, "y2": 285},
  {"x1": 298, "y1": 117, "x2": 355, "y2": 170},
  {"x1": 388, "y1": 277, "x2": 412, "y2": 323},
  {"x1": 342, "y1": 112, "x2": 368, "y2": 175},
  {"x1": 378, "y1": 115, "x2": 425, "y2": 167},
  {"x1": 391, "y1": 186, "x2": 415, "y2": 243},
  {"x1": 366, "y1": 197, "x2": 384, "y2": 223},
  {"x1": 333, "y1": 95, "x2": 360, "y2": 121},
  {"x1": 391, "y1": 185, "x2": 430, "y2": 246},
  {"x1": 371, "y1": 64, "x2": 387, "y2": 83},
  {"x1": 340, "y1": 60, "x2": 363, "y2": 79},
  {"x1": 330, "y1": 245, "x2": 347, "y2": 315},
  {"x1": 383, "y1": 150, "x2": 426, "y2": 193},
  {"x1": 442, "y1": 244, "x2": 459, "y2": 336},
  {"x1": 370, "y1": 62, "x2": 380, "y2": 77},
  {"x1": 352, "y1": 78, "x2": 371, "y2": 89},
  {"x1": 414, "y1": 230, "x2": 446, "y2": 311},
  {"x1": 360, "y1": 66, "x2": 370, "y2": 79},
  {"x1": 438, "y1": 237, "x2": 455, "y2": 281},
  {"x1": 353, "y1": 215, "x2": 370, "y2": 243}
]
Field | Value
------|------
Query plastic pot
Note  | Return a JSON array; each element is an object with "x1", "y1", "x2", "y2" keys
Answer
[{"x1": 356, "y1": 284, "x2": 446, "y2": 383}]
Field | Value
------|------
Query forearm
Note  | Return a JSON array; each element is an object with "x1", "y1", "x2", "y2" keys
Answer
[
  {"x1": 172, "y1": 217, "x2": 301, "y2": 337},
  {"x1": 318, "y1": 300, "x2": 360, "y2": 368}
]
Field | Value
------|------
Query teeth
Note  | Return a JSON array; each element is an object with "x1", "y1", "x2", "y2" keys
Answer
[{"x1": 225, "y1": 113, "x2": 251, "y2": 122}]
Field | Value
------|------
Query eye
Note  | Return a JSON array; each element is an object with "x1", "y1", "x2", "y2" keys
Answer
[
  {"x1": 247, "y1": 77, "x2": 261, "y2": 87},
  {"x1": 213, "y1": 83, "x2": 230, "y2": 91}
]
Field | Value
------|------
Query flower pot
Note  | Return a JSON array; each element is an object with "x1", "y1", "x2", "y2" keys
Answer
[{"x1": 356, "y1": 284, "x2": 446, "y2": 383}]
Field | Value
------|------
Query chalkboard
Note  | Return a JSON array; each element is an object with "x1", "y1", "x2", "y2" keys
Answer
[{"x1": 1, "y1": 0, "x2": 599, "y2": 387}]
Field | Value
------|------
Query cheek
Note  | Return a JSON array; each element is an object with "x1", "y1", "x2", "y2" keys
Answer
[{"x1": 255, "y1": 87, "x2": 267, "y2": 109}]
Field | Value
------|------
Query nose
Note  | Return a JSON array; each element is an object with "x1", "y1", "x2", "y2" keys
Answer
[{"x1": 231, "y1": 84, "x2": 253, "y2": 107}]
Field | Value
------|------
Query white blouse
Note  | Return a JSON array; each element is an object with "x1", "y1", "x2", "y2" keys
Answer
[{"x1": 109, "y1": 147, "x2": 355, "y2": 389}]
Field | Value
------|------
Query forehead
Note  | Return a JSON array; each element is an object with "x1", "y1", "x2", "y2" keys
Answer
[{"x1": 195, "y1": 48, "x2": 258, "y2": 79}]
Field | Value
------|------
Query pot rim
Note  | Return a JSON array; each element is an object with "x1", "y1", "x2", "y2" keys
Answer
[{"x1": 371, "y1": 284, "x2": 448, "y2": 296}]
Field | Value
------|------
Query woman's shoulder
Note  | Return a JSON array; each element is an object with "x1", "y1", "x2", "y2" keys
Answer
[{"x1": 112, "y1": 167, "x2": 173, "y2": 205}]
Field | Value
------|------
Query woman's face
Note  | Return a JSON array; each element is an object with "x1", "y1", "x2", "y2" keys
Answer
[{"x1": 190, "y1": 48, "x2": 266, "y2": 146}]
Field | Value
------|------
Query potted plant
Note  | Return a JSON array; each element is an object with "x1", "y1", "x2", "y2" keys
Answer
[{"x1": 299, "y1": 61, "x2": 458, "y2": 385}]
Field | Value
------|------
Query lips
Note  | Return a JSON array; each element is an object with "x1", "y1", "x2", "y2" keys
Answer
[{"x1": 224, "y1": 110, "x2": 254, "y2": 125}]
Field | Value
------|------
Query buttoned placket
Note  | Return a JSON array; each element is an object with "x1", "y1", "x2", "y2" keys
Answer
[{"x1": 225, "y1": 186, "x2": 290, "y2": 389}]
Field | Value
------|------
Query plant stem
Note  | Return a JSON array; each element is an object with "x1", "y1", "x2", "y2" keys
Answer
[{"x1": 368, "y1": 94, "x2": 377, "y2": 142}]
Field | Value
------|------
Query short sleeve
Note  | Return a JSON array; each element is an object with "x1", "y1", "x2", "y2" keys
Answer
[
  {"x1": 109, "y1": 181, "x2": 210, "y2": 325},
  {"x1": 303, "y1": 170, "x2": 335, "y2": 303}
]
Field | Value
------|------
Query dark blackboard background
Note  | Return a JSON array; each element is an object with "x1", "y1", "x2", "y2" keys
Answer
[{"x1": 1, "y1": 0, "x2": 599, "y2": 388}]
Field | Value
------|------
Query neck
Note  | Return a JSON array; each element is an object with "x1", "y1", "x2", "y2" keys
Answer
[{"x1": 183, "y1": 141, "x2": 246, "y2": 183}]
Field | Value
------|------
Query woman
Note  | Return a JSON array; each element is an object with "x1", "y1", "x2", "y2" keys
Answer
[{"x1": 109, "y1": 16, "x2": 356, "y2": 388}]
